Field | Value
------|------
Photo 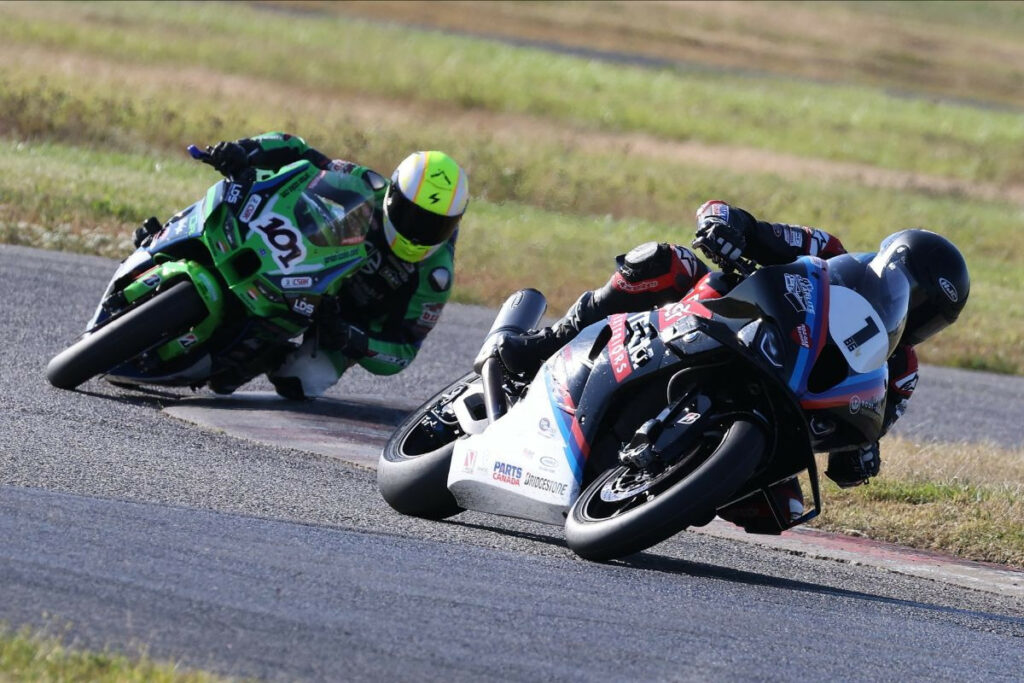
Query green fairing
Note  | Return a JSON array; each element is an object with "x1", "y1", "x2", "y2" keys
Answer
[
  {"x1": 93, "y1": 156, "x2": 376, "y2": 383},
  {"x1": 243, "y1": 132, "x2": 454, "y2": 378}
]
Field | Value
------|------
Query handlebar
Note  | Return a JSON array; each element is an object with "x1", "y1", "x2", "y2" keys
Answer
[{"x1": 187, "y1": 144, "x2": 212, "y2": 161}]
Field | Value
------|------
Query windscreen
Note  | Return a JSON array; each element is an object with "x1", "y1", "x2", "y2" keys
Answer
[
  {"x1": 294, "y1": 172, "x2": 375, "y2": 248},
  {"x1": 828, "y1": 253, "x2": 910, "y2": 357}
]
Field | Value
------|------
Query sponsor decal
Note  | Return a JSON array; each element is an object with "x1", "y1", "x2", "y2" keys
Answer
[
  {"x1": 773, "y1": 224, "x2": 783, "y2": 237},
  {"x1": 697, "y1": 200, "x2": 729, "y2": 221},
  {"x1": 178, "y1": 332, "x2": 199, "y2": 348},
  {"x1": 280, "y1": 175, "x2": 306, "y2": 198},
  {"x1": 538, "y1": 417, "x2": 555, "y2": 438},
  {"x1": 808, "y1": 229, "x2": 830, "y2": 256},
  {"x1": 783, "y1": 227, "x2": 804, "y2": 248},
  {"x1": 281, "y1": 276, "x2": 314, "y2": 289},
  {"x1": 523, "y1": 472, "x2": 568, "y2": 496},
  {"x1": 849, "y1": 394, "x2": 883, "y2": 415},
  {"x1": 612, "y1": 274, "x2": 659, "y2": 293},
  {"x1": 360, "y1": 245, "x2": 383, "y2": 274},
  {"x1": 250, "y1": 214, "x2": 307, "y2": 272},
  {"x1": 492, "y1": 461, "x2": 522, "y2": 486},
  {"x1": 791, "y1": 323, "x2": 811, "y2": 349},
  {"x1": 462, "y1": 449, "x2": 477, "y2": 473},
  {"x1": 225, "y1": 183, "x2": 243, "y2": 205},
  {"x1": 143, "y1": 274, "x2": 161, "y2": 288},
  {"x1": 291, "y1": 298, "x2": 315, "y2": 317},
  {"x1": 938, "y1": 277, "x2": 959, "y2": 303},
  {"x1": 895, "y1": 371, "x2": 918, "y2": 394},
  {"x1": 429, "y1": 267, "x2": 451, "y2": 292},
  {"x1": 240, "y1": 194, "x2": 262, "y2": 222},
  {"x1": 608, "y1": 314, "x2": 633, "y2": 382},
  {"x1": 784, "y1": 273, "x2": 815, "y2": 314},
  {"x1": 417, "y1": 302, "x2": 443, "y2": 330},
  {"x1": 538, "y1": 455, "x2": 559, "y2": 470},
  {"x1": 677, "y1": 412, "x2": 701, "y2": 425}
]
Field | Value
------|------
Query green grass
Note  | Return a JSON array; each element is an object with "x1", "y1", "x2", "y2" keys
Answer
[
  {"x1": 0, "y1": 625, "x2": 228, "y2": 682},
  {"x1": 812, "y1": 438, "x2": 1024, "y2": 567},
  {"x1": 2, "y1": 1, "x2": 1024, "y2": 186}
]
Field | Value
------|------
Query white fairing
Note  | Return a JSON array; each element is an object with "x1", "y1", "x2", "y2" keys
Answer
[
  {"x1": 828, "y1": 285, "x2": 889, "y2": 373},
  {"x1": 448, "y1": 371, "x2": 581, "y2": 526}
]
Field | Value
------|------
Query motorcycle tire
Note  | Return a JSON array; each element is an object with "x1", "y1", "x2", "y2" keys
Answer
[
  {"x1": 564, "y1": 417, "x2": 764, "y2": 562},
  {"x1": 377, "y1": 371, "x2": 478, "y2": 520},
  {"x1": 46, "y1": 280, "x2": 208, "y2": 390}
]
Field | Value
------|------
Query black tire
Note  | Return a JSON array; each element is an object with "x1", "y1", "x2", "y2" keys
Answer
[
  {"x1": 377, "y1": 371, "x2": 478, "y2": 520},
  {"x1": 46, "y1": 281, "x2": 208, "y2": 390},
  {"x1": 564, "y1": 418, "x2": 765, "y2": 562}
]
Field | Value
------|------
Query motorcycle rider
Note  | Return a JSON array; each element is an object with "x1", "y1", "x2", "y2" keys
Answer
[
  {"x1": 497, "y1": 200, "x2": 969, "y2": 524},
  {"x1": 139, "y1": 132, "x2": 469, "y2": 399}
]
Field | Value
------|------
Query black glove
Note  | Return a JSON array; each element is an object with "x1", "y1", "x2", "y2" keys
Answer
[
  {"x1": 826, "y1": 442, "x2": 881, "y2": 488},
  {"x1": 206, "y1": 140, "x2": 250, "y2": 178},
  {"x1": 497, "y1": 328, "x2": 564, "y2": 378},
  {"x1": 694, "y1": 215, "x2": 746, "y2": 265}
]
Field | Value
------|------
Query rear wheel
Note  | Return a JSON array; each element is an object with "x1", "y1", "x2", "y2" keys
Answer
[
  {"x1": 377, "y1": 372, "x2": 478, "y2": 520},
  {"x1": 46, "y1": 281, "x2": 208, "y2": 390},
  {"x1": 564, "y1": 417, "x2": 764, "y2": 561}
]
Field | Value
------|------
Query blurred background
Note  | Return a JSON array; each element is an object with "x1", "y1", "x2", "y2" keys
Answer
[{"x1": 1, "y1": 0, "x2": 1022, "y2": 373}]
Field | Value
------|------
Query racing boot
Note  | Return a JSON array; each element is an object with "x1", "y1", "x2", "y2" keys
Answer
[{"x1": 497, "y1": 291, "x2": 601, "y2": 379}]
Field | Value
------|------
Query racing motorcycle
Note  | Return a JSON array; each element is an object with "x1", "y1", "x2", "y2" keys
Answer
[
  {"x1": 46, "y1": 147, "x2": 373, "y2": 391},
  {"x1": 378, "y1": 251, "x2": 909, "y2": 561}
]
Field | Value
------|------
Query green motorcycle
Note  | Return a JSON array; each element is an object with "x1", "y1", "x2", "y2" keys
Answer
[{"x1": 46, "y1": 146, "x2": 373, "y2": 392}]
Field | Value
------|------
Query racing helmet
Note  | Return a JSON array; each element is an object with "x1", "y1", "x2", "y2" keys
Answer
[
  {"x1": 868, "y1": 229, "x2": 969, "y2": 345},
  {"x1": 383, "y1": 151, "x2": 468, "y2": 262}
]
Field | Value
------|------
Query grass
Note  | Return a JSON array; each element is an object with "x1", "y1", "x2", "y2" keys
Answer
[
  {"x1": 313, "y1": 1, "x2": 1024, "y2": 110},
  {"x1": 0, "y1": 624, "x2": 228, "y2": 682},
  {"x1": 1, "y1": 1, "x2": 1024, "y2": 186},
  {"x1": 811, "y1": 437, "x2": 1024, "y2": 568}
]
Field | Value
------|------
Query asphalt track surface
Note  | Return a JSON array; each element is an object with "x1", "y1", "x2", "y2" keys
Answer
[{"x1": 2, "y1": 245, "x2": 1023, "y2": 681}]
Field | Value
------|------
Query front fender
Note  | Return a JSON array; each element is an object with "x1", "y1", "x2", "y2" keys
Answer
[{"x1": 121, "y1": 260, "x2": 225, "y2": 360}]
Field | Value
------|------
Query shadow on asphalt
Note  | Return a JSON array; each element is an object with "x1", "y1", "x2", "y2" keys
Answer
[{"x1": 615, "y1": 552, "x2": 1024, "y2": 627}]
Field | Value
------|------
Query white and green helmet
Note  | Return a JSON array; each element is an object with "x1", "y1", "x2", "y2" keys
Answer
[{"x1": 383, "y1": 151, "x2": 469, "y2": 262}]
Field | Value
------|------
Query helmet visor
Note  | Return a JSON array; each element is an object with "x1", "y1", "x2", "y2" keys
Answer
[{"x1": 384, "y1": 183, "x2": 462, "y2": 247}]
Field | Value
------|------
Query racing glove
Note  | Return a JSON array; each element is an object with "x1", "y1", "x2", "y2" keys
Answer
[
  {"x1": 825, "y1": 442, "x2": 881, "y2": 488},
  {"x1": 206, "y1": 140, "x2": 251, "y2": 178},
  {"x1": 693, "y1": 200, "x2": 746, "y2": 266}
]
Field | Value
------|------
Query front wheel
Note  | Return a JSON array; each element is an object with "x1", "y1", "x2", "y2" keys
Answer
[
  {"x1": 46, "y1": 280, "x2": 209, "y2": 390},
  {"x1": 564, "y1": 418, "x2": 765, "y2": 561},
  {"x1": 377, "y1": 371, "x2": 478, "y2": 520}
]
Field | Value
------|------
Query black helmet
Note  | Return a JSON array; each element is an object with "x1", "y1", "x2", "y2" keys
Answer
[{"x1": 868, "y1": 229, "x2": 969, "y2": 345}]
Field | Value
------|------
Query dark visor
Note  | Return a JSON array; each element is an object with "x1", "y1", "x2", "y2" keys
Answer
[{"x1": 386, "y1": 184, "x2": 462, "y2": 246}]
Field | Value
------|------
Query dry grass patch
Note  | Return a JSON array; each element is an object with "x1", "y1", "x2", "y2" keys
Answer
[
  {"x1": 313, "y1": 0, "x2": 1024, "y2": 110},
  {"x1": 812, "y1": 437, "x2": 1024, "y2": 568}
]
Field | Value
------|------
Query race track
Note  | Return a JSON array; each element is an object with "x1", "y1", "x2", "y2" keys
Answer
[{"x1": 1, "y1": 245, "x2": 1022, "y2": 681}]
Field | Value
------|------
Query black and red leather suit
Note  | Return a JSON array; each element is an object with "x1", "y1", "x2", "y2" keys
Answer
[{"x1": 498, "y1": 201, "x2": 919, "y2": 489}]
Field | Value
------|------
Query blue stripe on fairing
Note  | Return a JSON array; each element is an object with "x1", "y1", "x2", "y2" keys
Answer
[
  {"x1": 789, "y1": 258, "x2": 820, "y2": 394},
  {"x1": 544, "y1": 371, "x2": 585, "y2": 485}
]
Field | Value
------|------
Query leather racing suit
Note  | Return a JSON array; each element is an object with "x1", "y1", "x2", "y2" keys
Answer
[
  {"x1": 213, "y1": 132, "x2": 456, "y2": 399},
  {"x1": 497, "y1": 201, "x2": 919, "y2": 497}
]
